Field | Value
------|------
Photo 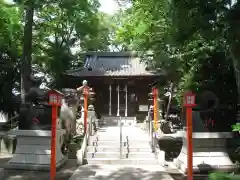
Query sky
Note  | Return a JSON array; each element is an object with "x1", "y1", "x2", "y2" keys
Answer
[
  {"x1": 99, "y1": 0, "x2": 120, "y2": 14},
  {"x1": 4, "y1": 0, "x2": 238, "y2": 12},
  {"x1": 4, "y1": 0, "x2": 120, "y2": 14}
]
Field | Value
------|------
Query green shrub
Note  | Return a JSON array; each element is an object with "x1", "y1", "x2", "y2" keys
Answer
[
  {"x1": 209, "y1": 173, "x2": 240, "y2": 180},
  {"x1": 70, "y1": 134, "x2": 84, "y2": 144}
]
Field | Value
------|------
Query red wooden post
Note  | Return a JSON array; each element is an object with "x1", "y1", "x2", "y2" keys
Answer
[
  {"x1": 48, "y1": 90, "x2": 63, "y2": 180},
  {"x1": 153, "y1": 88, "x2": 158, "y2": 131},
  {"x1": 184, "y1": 91, "x2": 196, "y2": 180},
  {"x1": 83, "y1": 87, "x2": 89, "y2": 134},
  {"x1": 51, "y1": 104, "x2": 57, "y2": 180}
]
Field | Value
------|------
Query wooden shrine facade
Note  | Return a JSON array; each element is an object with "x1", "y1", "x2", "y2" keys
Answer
[{"x1": 62, "y1": 52, "x2": 165, "y2": 117}]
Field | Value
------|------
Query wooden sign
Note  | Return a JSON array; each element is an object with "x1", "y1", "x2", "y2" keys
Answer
[{"x1": 184, "y1": 91, "x2": 196, "y2": 107}]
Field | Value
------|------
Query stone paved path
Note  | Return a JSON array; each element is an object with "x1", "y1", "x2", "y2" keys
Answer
[
  {"x1": 69, "y1": 164, "x2": 174, "y2": 180},
  {"x1": 0, "y1": 159, "x2": 78, "y2": 180},
  {"x1": 0, "y1": 120, "x2": 175, "y2": 180},
  {"x1": 69, "y1": 118, "x2": 174, "y2": 180}
]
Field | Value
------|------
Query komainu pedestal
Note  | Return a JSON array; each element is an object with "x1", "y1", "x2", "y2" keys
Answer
[
  {"x1": 174, "y1": 132, "x2": 236, "y2": 173},
  {"x1": 174, "y1": 91, "x2": 237, "y2": 173},
  {"x1": 5, "y1": 129, "x2": 66, "y2": 171}
]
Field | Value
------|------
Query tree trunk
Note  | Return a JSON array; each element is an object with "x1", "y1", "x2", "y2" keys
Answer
[
  {"x1": 20, "y1": 0, "x2": 34, "y2": 104},
  {"x1": 165, "y1": 82, "x2": 173, "y2": 120},
  {"x1": 230, "y1": 44, "x2": 240, "y2": 122}
]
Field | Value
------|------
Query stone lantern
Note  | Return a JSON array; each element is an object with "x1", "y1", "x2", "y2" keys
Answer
[
  {"x1": 88, "y1": 90, "x2": 96, "y2": 107},
  {"x1": 148, "y1": 91, "x2": 154, "y2": 119},
  {"x1": 76, "y1": 80, "x2": 96, "y2": 135},
  {"x1": 78, "y1": 86, "x2": 95, "y2": 119}
]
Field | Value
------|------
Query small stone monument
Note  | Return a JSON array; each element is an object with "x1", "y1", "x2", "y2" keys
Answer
[{"x1": 5, "y1": 75, "x2": 66, "y2": 170}]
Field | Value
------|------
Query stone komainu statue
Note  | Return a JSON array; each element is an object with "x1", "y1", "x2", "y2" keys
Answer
[
  {"x1": 18, "y1": 75, "x2": 75, "y2": 153},
  {"x1": 60, "y1": 93, "x2": 77, "y2": 153},
  {"x1": 182, "y1": 90, "x2": 236, "y2": 132},
  {"x1": 18, "y1": 75, "x2": 51, "y2": 130},
  {"x1": 199, "y1": 90, "x2": 219, "y2": 110}
]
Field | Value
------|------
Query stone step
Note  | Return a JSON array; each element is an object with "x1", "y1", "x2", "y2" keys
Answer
[
  {"x1": 126, "y1": 141, "x2": 151, "y2": 147},
  {"x1": 90, "y1": 135, "x2": 149, "y2": 141},
  {"x1": 99, "y1": 120, "x2": 135, "y2": 123},
  {"x1": 88, "y1": 136, "x2": 118, "y2": 142},
  {"x1": 91, "y1": 140, "x2": 128, "y2": 146},
  {"x1": 101, "y1": 116, "x2": 135, "y2": 120},
  {"x1": 92, "y1": 140, "x2": 151, "y2": 147},
  {"x1": 126, "y1": 152, "x2": 155, "y2": 158},
  {"x1": 85, "y1": 158, "x2": 158, "y2": 165},
  {"x1": 99, "y1": 124, "x2": 136, "y2": 127},
  {"x1": 96, "y1": 127, "x2": 141, "y2": 132},
  {"x1": 87, "y1": 152, "x2": 120, "y2": 158},
  {"x1": 99, "y1": 121, "x2": 136, "y2": 124},
  {"x1": 98, "y1": 122, "x2": 119, "y2": 126},
  {"x1": 86, "y1": 152, "x2": 155, "y2": 159},
  {"x1": 87, "y1": 146, "x2": 152, "y2": 152}
]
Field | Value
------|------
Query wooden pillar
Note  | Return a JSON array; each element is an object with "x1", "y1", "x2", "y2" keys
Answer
[
  {"x1": 109, "y1": 84, "x2": 112, "y2": 116},
  {"x1": 117, "y1": 84, "x2": 120, "y2": 116},
  {"x1": 125, "y1": 84, "x2": 128, "y2": 117}
]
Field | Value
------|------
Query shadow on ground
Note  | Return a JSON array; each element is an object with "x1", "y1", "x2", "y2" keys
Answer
[
  {"x1": 0, "y1": 156, "x2": 12, "y2": 167},
  {"x1": 158, "y1": 138, "x2": 182, "y2": 161},
  {"x1": 69, "y1": 164, "x2": 173, "y2": 180},
  {"x1": 0, "y1": 159, "x2": 78, "y2": 180}
]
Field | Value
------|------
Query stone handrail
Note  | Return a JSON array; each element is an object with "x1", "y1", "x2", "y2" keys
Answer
[
  {"x1": 147, "y1": 106, "x2": 157, "y2": 152},
  {"x1": 146, "y1": 106, "x2": 166, "y2": 165},
  {"x1": 76, "y1": 105, "x2": 96, "y2": 165},
  {"x1": 76, "y1": 123, "x2": 89, "y2": 165}
]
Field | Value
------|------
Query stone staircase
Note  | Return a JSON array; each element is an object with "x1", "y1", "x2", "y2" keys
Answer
[{"x1": 85, "y1": 116, "x2": 158, "y2": 165}]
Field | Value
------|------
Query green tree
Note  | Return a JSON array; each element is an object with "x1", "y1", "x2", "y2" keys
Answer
[
  {"x1": 0, "y1": 0, "x2": 22, "y2": 115},
  {"x1": 33, "y1": 0, "x2": 110, "y2": 88},
  {"x1": 115, "y1": 0, "x2": 237, "y2": 105},
  {"x1": 0, "y1": 0, "x2": 113, "y2": 113}
]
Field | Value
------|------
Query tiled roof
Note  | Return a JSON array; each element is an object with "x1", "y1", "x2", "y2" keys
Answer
[{"x1": 65, "y1": 52, "x2": 164, "y2": 77}]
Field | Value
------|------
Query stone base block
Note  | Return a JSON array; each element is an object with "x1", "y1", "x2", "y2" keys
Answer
[
  {"x1": 4, "y1": 130, "x2": 67, "y2": 171},
  {"x1": 174, "y1": 153, "x2": 236, "y2": 173},
  {"x1": 157, "y1": 150, "x2": 165, "y2": 166},
  {"x1": 0, "y1": 168, "x2": 4, "y2": 179},
  {"x1": 0, "y1": 134, "x2": 16, "y2": 154},
  {"x1": 174, "y1": 132, "x2": 237, "y2": 173}
]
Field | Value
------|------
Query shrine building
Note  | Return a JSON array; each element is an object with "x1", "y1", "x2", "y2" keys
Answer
[{"x1": 62, "y1": 52, "x2": 165, "y2": 118}]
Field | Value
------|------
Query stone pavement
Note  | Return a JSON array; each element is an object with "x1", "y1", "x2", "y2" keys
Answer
[
  {"x1": 0, "y1": 120, "x2": 176, "y2": 180},
  {"x1": 0, "y1": 157, "x2": 176, "y2": 180},
  {"x1": 69, "y1": 164, "x2": 174, "y2": 180},
  {"x1": 0, "y1": 158, "x2": 78, "y2": 180},
  {"x1": 69, "y1": 118, "x2": 174, "y2": 180}
]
